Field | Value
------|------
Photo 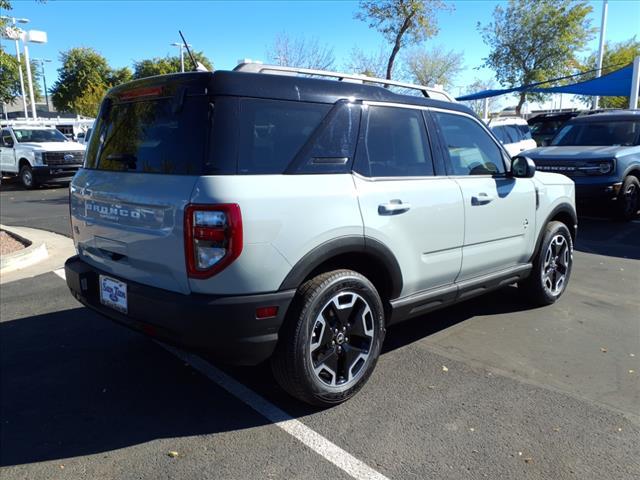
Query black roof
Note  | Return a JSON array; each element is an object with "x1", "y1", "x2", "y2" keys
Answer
[
  {"x1": 568, "y1": 110, "x2": 640, "y2": 123},
  {"x1": 527, "y1": 111, "x2": 579, "y2": 123},
  {"x1": 108, "y1": 70, "x2": 474, "y2": 116}
]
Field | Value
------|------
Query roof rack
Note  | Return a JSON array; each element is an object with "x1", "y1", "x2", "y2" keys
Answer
[{"x1": 233, "y1": 62, "x2": 455, "y2": 102}]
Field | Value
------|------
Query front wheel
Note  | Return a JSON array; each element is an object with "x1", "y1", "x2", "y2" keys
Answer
[
  {"x1": 616, "y1": 175, "x2": 639, "y2": 221},
  {"x1": 519, "y1": 221, "x2": 573, "y2": 306},
  {"x1": 19, "y1": 165, "x2": 37, "y2": 189},
  {"x1": 271, "y1": 269, "x2": 385, "y2": 406}
]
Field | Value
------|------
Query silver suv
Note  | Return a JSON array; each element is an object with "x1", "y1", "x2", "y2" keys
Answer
[{"x1": 65, "y1": 64, "x2": 577, "y2": 406}]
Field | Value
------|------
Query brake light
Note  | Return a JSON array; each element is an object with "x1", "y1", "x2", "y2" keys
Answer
[
  {"x1": 184, "y1": 204, "x2": 243, "y2": 279},
  {"x1": 119, "y1": 86, "x2": 163, "y2": 101}
]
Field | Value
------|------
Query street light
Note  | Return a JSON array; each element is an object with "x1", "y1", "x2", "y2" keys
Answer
[
  {"x1": 33, "y1": 58, "x2": 52, "y2": 113},
  {"x1": 1, "y1": 15, "x2": 30, "y2": 118},
  {"x1": 171, "y1": 41, "x2": 191, "y2": 73},
  {"x1": 22, "y1": 29, "x2": 48, "y2": 120}
]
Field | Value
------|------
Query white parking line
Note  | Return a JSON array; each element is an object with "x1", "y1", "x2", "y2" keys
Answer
[
  {"x1": 160, "y1": 343, "x2": 390, "y2": 480},
  {"x1": 48, "y1": 271, "x2": 389, "y2": 479}
]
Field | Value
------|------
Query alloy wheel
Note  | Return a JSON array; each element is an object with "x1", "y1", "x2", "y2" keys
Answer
[
  {"x1": 541, "y1": 234, "x2": 571, "y2": 296},
  {"x1": 309, "y1": 292, "x2": 374, "y2": 388},
  {"x1": 622, "y1": 182, "x2": 639, "y2": 217}
]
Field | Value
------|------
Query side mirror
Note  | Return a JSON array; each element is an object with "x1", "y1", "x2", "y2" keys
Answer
[
  {"x1": 4, "y1": 139, "x2": 14, "y2": 148},
  {"x1": 511, "y1": 155, "x2": 536, "y2": 178}
]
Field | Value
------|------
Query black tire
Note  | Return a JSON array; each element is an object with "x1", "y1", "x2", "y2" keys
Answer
[
  {"x1": 19, "y1": 164, "x2": 37, "y2": 189},
  {"x1": 271, "y1": 269, "x2": 385, "y2": 406},
  {"x1": 616, "y1": 175, "x2": 639, "y2": 221},
  {"x1": 519, "y1": 221, "x2": 573, "y2": 306}
]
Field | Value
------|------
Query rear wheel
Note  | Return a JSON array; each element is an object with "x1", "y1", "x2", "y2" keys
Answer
[
  {"x1": 519, "y1": 221, "x2": 573, "y2": 306},
  {"x1": 616, "y1": 175, "x2": 639, "y2": 221},
  {"x1": 271, "y1": 269, "x2": 385, "y2": 406},
  {"x1": 19, "y1": 165, "x2": 37, "y2": 189}
]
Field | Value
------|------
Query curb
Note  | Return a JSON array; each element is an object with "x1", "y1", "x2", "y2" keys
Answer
[{"x1": 0, "y1": 227, "x2": 49, "y2": 274}]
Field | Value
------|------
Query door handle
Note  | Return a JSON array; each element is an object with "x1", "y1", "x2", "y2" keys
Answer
[
  {"x1": 471, "y1": 192, "x2": 494, "y2": 205},
  {"x1": 378, "y1": 199, "x2": 411, "y2": 215}
]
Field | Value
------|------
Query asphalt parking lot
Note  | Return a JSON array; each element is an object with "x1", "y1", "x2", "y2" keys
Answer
[{"x1": 1, "y1": 181, "x2": 639, "y2": 480}]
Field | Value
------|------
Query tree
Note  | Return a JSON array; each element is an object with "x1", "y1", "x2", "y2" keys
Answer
[
  {"x1": 479, "y1": 0, "x2": 594, "y2": 115},
  {"x1": 266, "y1": 32, "x2": 335, "y2": 70},
  {"x1": 460, "y1": 78, "x2": 499, "y2": 117},
  {"x1": 346, "y1": 46, "x2": 388, "y2": 77},
  {"x1": 403, "y1": 45, "x2": 463, "y2": 89},
  {"x1": 0, "y1": 48, "x2": 23, "y2": 104},
  {"x1": 132, "y1": 51, "x2": 213, "y2": 79},
  {"x1": 51, "y1": 48, "x2": 127, "y2": 117},
  {"x1": 355, "y1": 0, "x2": 450, "y2": 81},
  {"x1": 578, "y1": 37, "x2": 640, "y2": 109}
]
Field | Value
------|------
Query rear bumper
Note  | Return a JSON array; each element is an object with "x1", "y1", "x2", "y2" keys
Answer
[
  {"x1": 65, "y1": 256, "x2": 295, "y2": 365},
  {"x1": 34, "y1": 165, "x2": 81, "y2": 180}
]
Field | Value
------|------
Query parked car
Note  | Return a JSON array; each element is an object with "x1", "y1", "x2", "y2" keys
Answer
[
  {"x1": 0, "y1": 126, "x2": 86, "y2": 188},
  {"x1": 528, "y1": 111, "x2": 579, "y2": 146},
  {"x1": 487, "y1": 117, "x2": 537, "y2": 156},
  {"x1": 525, "y1": 110, "x2": 640, "y2": 220},
  {"x1": 64, "y1": 65, "x2": 577, "y2": 406}
]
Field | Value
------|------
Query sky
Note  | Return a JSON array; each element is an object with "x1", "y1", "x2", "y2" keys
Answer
[{"x1": 3, "y1": 0, "x2": 640, "y2": 110}]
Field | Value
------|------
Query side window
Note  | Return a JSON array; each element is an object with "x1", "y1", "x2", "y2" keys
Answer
[
  {"x1": 291, "y1": 101, "x2": 361, "y2": 174},
  {"x1": 237, "y1": 99, "x2": 331, "y2": 174},
  {"x1": 355, "y1": 105, "x2": 434, "y2": 177},
  {"x1": 1, "y1": 129, "x2": 13, "y2": 147},
  {"x1": 434, "y1": 112, "x2": 506, "y2": 176}
]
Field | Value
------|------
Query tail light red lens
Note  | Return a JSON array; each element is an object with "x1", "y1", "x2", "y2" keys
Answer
[{"x1": 184, "y1": 204, "x2": 243, "y2": 279}]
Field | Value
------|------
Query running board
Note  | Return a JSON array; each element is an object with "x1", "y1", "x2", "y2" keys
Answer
[{"x1": 388, "y1": 264, "x2": 532, "y2": 325}]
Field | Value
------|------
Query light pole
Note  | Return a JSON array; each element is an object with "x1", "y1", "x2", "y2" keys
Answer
[
  {"x1": 33, "y1": 58, "x2": 51, "y2": 113},
  {"x1": 593, "y1": 0, "x2": 608, "y2": 110},
  {"x1": 1, "y1": 15, "x2": 29, "y2": 119},
  {"x1": 171, "y1": 41, "x2": 191, "y2": 72}
]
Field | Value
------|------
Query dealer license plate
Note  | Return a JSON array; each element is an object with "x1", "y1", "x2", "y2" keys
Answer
[{"x1": 99, "y1": 275, "x2": 128, "y2": 314}]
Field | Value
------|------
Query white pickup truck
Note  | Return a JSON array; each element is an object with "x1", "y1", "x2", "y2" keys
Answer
[{"x1": 0, "y1": 126, "x2": 86, "y2": 188}]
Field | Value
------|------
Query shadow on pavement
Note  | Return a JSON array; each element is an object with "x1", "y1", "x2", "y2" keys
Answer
[
  {"x1": 0, "y1": 307, "x2": 273, "y2": 467},
  {"x1": 574, "y1": 215, "x2": 640, "y2": 260},
  {"x1": 382, "y1": 285, "x2": 536, "y2": 354},
  {"x1": 1, "y1": 285, "x2": 541, "y2": 466}
]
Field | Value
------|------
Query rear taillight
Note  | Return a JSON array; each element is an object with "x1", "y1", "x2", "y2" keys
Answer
[{"x1": 184, "y1": 204, "x2": 243, "y2": 279}]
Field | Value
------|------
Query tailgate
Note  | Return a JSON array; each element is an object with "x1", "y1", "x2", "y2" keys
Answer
[{"x1": 70, "y1": 169, "x2": 197, "y2": 294}]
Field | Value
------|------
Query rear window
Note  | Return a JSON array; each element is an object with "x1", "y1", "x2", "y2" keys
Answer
[
  {"x1": 237, "y1": 99, "x2": 331, "y2": 174},
  {"x1": 85, "y1": 94, "x2": 209, "y2": 174}
]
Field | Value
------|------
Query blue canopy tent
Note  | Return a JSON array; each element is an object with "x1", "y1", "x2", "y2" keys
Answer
[{"x1": 456, "y1": 61, "x2": 640, "y2": 106}]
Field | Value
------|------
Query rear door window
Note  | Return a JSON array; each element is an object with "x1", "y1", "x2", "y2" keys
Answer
[
  {"x1": 237, "y1": 99, "x2": 331, "y2": 174},
  {"x1": 355, "y1": 105, "x2": 434, "y2": 177},
  {"x1": 86, "y1": 93, "x2": 209, "y2": 175}
]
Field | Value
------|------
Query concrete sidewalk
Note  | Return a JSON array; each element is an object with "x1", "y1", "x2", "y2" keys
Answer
[{"x1": 0, "y1": 225, "x2": 75, "y2": 285}]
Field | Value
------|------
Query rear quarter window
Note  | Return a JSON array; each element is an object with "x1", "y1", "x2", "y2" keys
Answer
[{"x1": 237, "y1": 99, "x2": 331, "y2": 174}]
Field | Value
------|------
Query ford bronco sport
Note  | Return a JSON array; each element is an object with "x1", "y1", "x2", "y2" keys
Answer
[
  {"x1": 525, "y1": 110, "x2": 640, "y2": 221},
  {"x1": 65, "y1": 63, "x2": 577, "y2": 406}
]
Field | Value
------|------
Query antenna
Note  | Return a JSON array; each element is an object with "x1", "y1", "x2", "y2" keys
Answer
[{"x1": 178, "y1": 30, "x2": 198, "y2": 70}]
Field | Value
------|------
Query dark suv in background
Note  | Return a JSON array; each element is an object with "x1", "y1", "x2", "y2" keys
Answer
[
  {"x1": 527, "y1": 111, "x2": 579, "y2": 146},
  {"x1": 525, "y1": 110, "x2": 640, "y2": 220}
]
